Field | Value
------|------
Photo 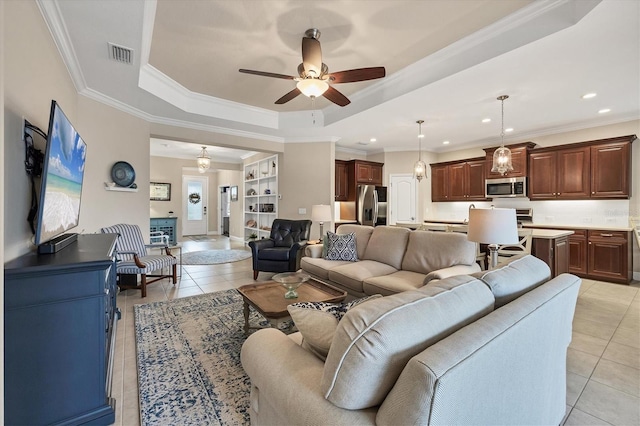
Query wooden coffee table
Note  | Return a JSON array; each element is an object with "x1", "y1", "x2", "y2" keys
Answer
[{"x1": 237, "y1": 278, "x2": 347, "y2": 334}]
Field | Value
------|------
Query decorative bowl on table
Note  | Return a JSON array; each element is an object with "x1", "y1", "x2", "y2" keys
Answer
[{"x1": 272, "y1": 272, "x2": 310, "y2": 299}]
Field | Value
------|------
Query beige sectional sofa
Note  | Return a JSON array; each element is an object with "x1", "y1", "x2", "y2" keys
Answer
[
  {"x1": 241, "y1": 255, "x2": 581, "y2": 425},
  {"x1": 300, "y1": 224, "x2": 481, "y2": 297}
]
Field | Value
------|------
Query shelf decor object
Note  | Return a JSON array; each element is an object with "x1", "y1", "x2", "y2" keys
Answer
[
  {"x1": 413, "y1": 120, "x2": 427, "y2": 182},
  {"x1": 491, "y1": 95, "x2": 514, "y2": 176},
  {"x1": 150, "y1": 182, "x2": 171, "y2": 201},
  {"x1": 467, "y1": 206, "x2": 518, "y2": 269}
]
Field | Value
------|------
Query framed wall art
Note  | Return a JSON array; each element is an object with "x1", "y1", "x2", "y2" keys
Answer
[{"x1": 150, "y1": 182, "x2": 171, "y2": 201}]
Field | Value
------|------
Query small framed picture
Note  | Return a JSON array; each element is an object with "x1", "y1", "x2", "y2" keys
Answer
[
  {"x1": 230, "y1": 185, "x2": 238, "y2": 201},
  {"x1": 150, "y1": 182, "x2": 171, "y2": 201}
]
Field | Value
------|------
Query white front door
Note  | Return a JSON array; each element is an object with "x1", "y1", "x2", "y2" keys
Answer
[
  {"x1": 182, "y1": 176, "x2": 208, "y2": 236},
  {"x1": 389, "y1": 174, "x2": 417, "y2": 225}
]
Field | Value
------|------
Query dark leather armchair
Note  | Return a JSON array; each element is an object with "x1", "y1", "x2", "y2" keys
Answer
[{"x1": 249, "y1": 219, "x2": 311, "y2": 279}]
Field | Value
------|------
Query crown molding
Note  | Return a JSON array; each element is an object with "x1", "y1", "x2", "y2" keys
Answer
[{"x1": 36, "y1": 0, "x2": 87, "y2": 93}]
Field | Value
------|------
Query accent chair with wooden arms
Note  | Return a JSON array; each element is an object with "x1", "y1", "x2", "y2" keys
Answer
[
  {"x1": 101, "y1": 223, "x2": 177, "y2": 297},
  {"x1": 249, "y1": 219, "x2": 311, "y2": 279}
]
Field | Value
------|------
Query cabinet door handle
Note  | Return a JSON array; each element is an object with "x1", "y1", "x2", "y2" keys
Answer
[
  {"x1": 592, "y1": 191, "x2": 595, "y2": 194},
  {"x1": 600, "y1": 233, "x2": 614, "y2": 237}
]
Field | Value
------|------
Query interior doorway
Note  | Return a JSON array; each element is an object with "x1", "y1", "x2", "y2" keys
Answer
[
  {"x1": 182, "y1": 175, "x2": 208, "y2": 236},
  {"x1": 219, "y1": 185, "x2": 230, "y2": 236},
  {"x1": 389, "y1": 174, "x2": 417, "y2": 225}
]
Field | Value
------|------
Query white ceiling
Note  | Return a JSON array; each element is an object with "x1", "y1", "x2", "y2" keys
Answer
[{"x1": 39, "y1": 0, "x2": 639, "y2": 163}]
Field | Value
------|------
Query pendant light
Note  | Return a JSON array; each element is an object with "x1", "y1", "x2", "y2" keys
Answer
[
  {"x1": 196, "y1": 146, "x2": 211, "y2": 173},
  {"x1": 491, "y1": 95, "x2": 513, "y2": 175},
  {"x1": 413, "y1": 120, "x2": 427, "y2": 182}
]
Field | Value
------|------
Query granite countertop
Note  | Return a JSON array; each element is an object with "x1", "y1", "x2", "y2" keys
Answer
[
  {"x1": 528, "y1": 229, "x2": 574, "y2": 239},
  {"x1": 335, "y1": 220, "x2": 358, "y2": 224},
  {"x1": 523, "y1": 223, "x2": 633, "y2": 232}
]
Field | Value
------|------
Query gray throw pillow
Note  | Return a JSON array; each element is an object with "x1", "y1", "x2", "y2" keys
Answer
[{"x1": 325, "y1": 232, "x2": 358, "y2": 261}]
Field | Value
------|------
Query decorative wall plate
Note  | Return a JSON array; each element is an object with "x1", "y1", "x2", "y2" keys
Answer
[{"x1": 111, "y1": 161, "x2": 135, "y2": 187}]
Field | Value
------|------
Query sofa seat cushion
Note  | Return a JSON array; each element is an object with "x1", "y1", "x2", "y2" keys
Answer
[
  {"x1": 363, "y1": 270, "x2": 427, "y2": 296},
  {"x1": 257, "y1": 246, "x2": 290, "y2": 261},
  {"x1": 362, "y1": 226, "x2": 411, "y2": 269},
  {"x1": 328, "y1": 260, "x2": 398, "y2": 294},
  {"x1": 321, "y1": 275, "x2": 495, "y2": 410},
  {"x1": 300, "y1": 257, "x2": 351, "y2": 280},
  {"x1": 402, "y1": 230, "x2": 477, "y2": 274},
  {"x1": 472, "y1": 254, "x2": 551, "y2": 308}
]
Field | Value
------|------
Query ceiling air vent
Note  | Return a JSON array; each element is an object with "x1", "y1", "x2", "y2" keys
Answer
[{"x1": 108, "y1": 42, "x2": 133, "y2": 65}]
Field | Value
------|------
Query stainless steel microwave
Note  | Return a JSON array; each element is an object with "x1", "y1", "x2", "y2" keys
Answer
[{"x1": 485, "y1": 177, "x2": 527, "y2": 198}]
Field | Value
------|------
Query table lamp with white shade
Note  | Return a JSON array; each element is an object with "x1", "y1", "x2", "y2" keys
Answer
[
  {"x1": 467, "y1": 207, "x2": 518, "y2": 269},
  {"x1": 311, "y1": 204, "x2": 332, "y2": 243}
]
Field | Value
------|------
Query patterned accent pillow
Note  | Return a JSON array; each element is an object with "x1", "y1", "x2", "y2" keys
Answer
[
  {"x1": 287, "y1": 295, "x2": 381, "y2": 360},
  {"x1": 325, "y1": 232, "x2": 358, "y2": 261}
]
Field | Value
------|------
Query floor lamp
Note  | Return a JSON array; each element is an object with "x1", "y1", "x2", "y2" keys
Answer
[
  {"x1": 311, "y1": 204, "x2": 332, "y2": 243},
  {"x1": 467, "y1": 207, "x2": 518, "y2": 269}
]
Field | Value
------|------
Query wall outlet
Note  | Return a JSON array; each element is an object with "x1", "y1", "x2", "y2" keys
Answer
[
  {"x1": 582, "y1": 217, "x2": 593, "y2": 223},
  {"x1": 298, "y1": 208, "x2": 306, "y2": 215},
  {"x1": 605, "y1": 217, "x2": 617, "y2": 224}
]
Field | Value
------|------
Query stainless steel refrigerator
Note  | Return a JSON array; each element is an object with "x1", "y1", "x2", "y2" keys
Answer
[{"x1": 357, "y1": 185, "x2": 387, "y2": 226}]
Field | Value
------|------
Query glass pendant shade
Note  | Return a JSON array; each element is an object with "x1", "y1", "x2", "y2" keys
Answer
[
  {"x1": 413, "y1": 159, "x2": 427, "y2": 182},
  {"x1": 297, "y1": 79, "x2": 329, "y2": 98},
  {"x1": 197, "y1": 146, "x2": 211, "y2": 173},
  {"x1": 413, "y1": 120, "x2": 427, "y2": 182},
  {"x1": 491, "y1": 95, "x2": 514, "y2": 176},
  {"x1": 491, "y1": 146, "x2": 513, "y2": 175}
]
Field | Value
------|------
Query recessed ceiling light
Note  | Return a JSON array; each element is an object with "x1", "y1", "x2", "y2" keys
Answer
[
  {"x1": 442, "y1": 140, "x2": 450, "y2": 145},
  {"x1": 582, "y1": 93, "x2": 597, "y2": 99},
  {"x1": 482, "y1": 118, "x2": 491, "y2": 123},
  {"x1": 370, "y1": 138, "x2": 376, "y2": 143},
  {"x1": 505, "y1": 128, "x2": 514, "y2": 133},
  {"x1": 598, "y1": 108, "x2": 611, "y2": 114}
]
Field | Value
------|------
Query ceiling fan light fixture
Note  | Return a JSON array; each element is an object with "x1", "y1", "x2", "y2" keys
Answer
[
  {"x1": 491, "y1": 95, "x2": 514, "y2": 176},
  {"x1": 196, "y1": 146, "x2": 211, "y2": 173},
  {"x1": 413, "y1": 120, "x2": 427, "y2": 182},
  {"x1": 297, "y1": 79, "x2": 329, "y2": 98}
]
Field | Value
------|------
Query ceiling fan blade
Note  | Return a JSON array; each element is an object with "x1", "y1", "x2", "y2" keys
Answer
[
  {"x1": 239, "y1": 69, "x2": 295, "y2": 80},
  {"x1": 302, "y1": 36, "x2": 322, "y2": 77},
  {"x1": 323, "y1": 86, "x2": 350, "y2": 107},
  {"x1": 275, "y1": 88, "x2": 302, "y2": 104},
  {"x1": 328, "y1": 67, "x2": 386, "y2": 84}
]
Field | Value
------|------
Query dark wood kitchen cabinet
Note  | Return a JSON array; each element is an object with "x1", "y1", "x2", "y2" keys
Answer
[
  {"x1": 590, "y1": 140, "x2": 631, "y2": 198},
  {"x1": 335, "y1": 160, "x2": 350, "y2": 201},
  {"x1": 587, "y1": 230, "x2": 632, "y2": 283},
  {"x1": 431, "y1": 164, "x2": 449, "y2": 201},
  {"x1": 531, "y1": 235, "x2": 570, "y2": 278},
  {"x1": 335, "y1": 160, "x2": 384, "y2": 201},
  {"x1": 431, "y1": 158, "x2": 487, "y2": 202},
  {"x1": 355, "y1": 161, "x2": 383, "y2": 185},
  {"x1": 568, "y1": 229, "x2": 588, "y2": 276},
  {"x1": 484, "y1": 142, "x2": 536, "y2": 178},
  {"x1": 529, "y1": 135, "x2": 634, "y2": 200},
  {"x1": 529, "y1": 146, "x2": 590, "y2": 199}
]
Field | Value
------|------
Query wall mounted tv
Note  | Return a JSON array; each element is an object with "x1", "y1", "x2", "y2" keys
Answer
[{"x1": 35, "y1": 100, "x2": 87, "y2": 254}]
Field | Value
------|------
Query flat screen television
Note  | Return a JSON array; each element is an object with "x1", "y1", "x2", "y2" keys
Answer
[{"x1": 35, "y1": 100, "x2": 87, "y2": 253}]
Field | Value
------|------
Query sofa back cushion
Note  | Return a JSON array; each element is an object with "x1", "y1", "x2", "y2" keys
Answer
[
  {"x1": 321, "y1": 275, "x2": 495, "y2": 409},
  {"x1": 471, "y1": 254, "x2": 551, "y2": 308},
  {"x1": 336, "y1": 224, "x2": 374, "y2": 260},
  {"x1": 402, "y1": 230, "x2": 477, "y2": 274},
  {"x1": 362, "y1": 226, "x2": 411, "y2": 269}
]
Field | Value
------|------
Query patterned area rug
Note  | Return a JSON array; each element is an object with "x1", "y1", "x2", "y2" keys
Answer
[
  {"x1": 181, "y1": 249, "x2": 251, "y2": 265},
  {"x1": 134, "y1": 289, "x2": 268, "y2": 425},
  {"x1": 187, "y1": 235, "x2": 217, "y2": 242}
]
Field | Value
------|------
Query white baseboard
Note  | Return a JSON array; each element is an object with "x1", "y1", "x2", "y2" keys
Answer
[
  {"x1": 633, "y1": 271, "x2": 640, "y2": 282},
  {"x1": 229, "y1": 235, "x2": 244, "y2": 242},
  {"x1": 208, "y1": 231, "x2": 219, "y2": 236}
]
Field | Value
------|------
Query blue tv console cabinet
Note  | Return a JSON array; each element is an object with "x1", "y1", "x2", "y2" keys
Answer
[{"x1": 4, "y1": 234, "x2": 120, "y2": 425}]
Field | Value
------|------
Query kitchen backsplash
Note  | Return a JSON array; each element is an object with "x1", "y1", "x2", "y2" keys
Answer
[{"x1": 429, "y1": 198, "x2": 635, "y2": 229}]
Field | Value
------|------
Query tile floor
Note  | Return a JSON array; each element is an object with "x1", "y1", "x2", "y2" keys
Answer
[{"x1": 110, "y1": 236, "x2": 640, "y2": 425}]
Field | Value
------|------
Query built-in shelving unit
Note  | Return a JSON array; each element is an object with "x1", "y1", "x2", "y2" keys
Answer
[{"x1": 244, "y1": 155, "x2": 278, "y2": 242}]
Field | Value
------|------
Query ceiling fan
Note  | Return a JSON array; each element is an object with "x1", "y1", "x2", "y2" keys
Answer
[{"x1": 239, "y1": 28, "x2": 386, "y2": 107}]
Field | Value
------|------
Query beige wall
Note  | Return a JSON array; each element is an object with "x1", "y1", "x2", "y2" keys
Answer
[
  {"x1": 217, "y1": 169, "x2": 244, "y2": 238},
  {"x1": 1, "y1": 0, "x2": 5, "y2": 417},
  {"x1": 279, "y1": 142, "x2": 334, "y2": 239}
]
